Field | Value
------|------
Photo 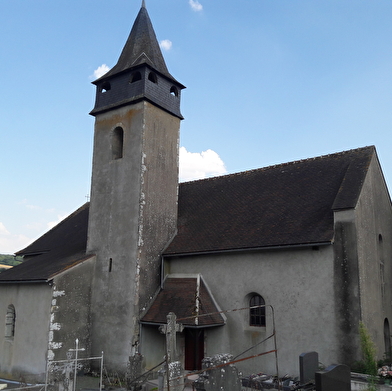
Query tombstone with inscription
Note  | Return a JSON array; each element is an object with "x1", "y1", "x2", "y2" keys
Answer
[{"x1": 315, "y1": 364, "x2": 351, "y2": 391}]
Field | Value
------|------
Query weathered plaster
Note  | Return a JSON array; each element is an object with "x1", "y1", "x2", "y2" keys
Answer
[
  {"x1": 88, "y1": 101, "x2": 180, "y2": 372},
  {"x1": 48, "y1": 257, "x2": 95, "y2": 364},
  {"x1": 355, "y1": 155, "x2": 392, "y2": 359},
  {"x1": 0, "y1": 283, "x2": 52, "y2": 382},
  {"x1": 142, "y1": 245, "x2": 337, "y2": 377}
]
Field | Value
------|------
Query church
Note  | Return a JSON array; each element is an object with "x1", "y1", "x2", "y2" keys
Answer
[{"x1": 1, "y1": 2, "x2": 392, "y2": 384}]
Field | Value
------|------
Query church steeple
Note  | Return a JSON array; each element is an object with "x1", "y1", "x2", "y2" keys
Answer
[
  {"x1": 87, "y1": 3, "x2": 183, "y2": 370},
  {"x1": 90, "y1": 3, "x2": 184, "y2": 118}
]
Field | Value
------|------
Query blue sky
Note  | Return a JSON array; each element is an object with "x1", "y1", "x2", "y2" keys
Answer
[{"x1": 1, "y1": 0, "x2": 392, "y2": 254}]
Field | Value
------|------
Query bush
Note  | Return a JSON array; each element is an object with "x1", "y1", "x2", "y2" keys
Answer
[{"x1": 359, "y1": 321, "x2": 377, "y2": 376}]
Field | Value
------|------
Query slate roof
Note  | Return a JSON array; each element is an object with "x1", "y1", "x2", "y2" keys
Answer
[
  {"x1": 0, "y1": 146, "x2": 376, "y2": 282},
  {"x1": 164, "y1": 146, "x2": 375, "y2": 256},
  {"x1": 141, "y1": 276, "x2": 225, "y2": 327},
  {"x1": 0, "y1": 203, "x2": 90, "y2": 283},
  {"x1": 95, "y1": 3, "x2": 178, "y2": 83}
]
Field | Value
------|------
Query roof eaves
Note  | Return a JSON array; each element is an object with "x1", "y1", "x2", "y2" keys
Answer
[
  {"x1": 163, "y1": 241, "x2": 332, "y2": 258},
  {"x1": 47, "y1": 254, "x2": 95, "y2": 280},
  {"x1": 0, "y1": 279, "x2": 50, "y2": 285}
]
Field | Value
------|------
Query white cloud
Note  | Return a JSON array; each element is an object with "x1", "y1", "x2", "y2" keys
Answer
[
  {"x1": 189, "y1": 0, "x2": 203, "y2": 12},
  {"x1": 179, "y1": 147, "x2": 227, "y2": 182},
  {"x1": 92, "y1": 64, "x2": 110, "y2": 80},
  {"x1": 0, "y1": 222, "x2": 10, "y2": 236},
  {"x1": 47, "y1": 214, "x2": 68, "y2": 230},
  {"x1": 0, "y1": 223, "x2": 31, "y2": 254},
  {"x1": 18, "y1": 199, "x2": 42, "y2": 211},
  {"x1": 160, "y1": 39, "x2": 172, "y2": 51}
]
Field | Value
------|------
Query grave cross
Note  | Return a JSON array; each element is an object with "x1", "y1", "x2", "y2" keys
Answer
[{"x1": 159, "y1": 312, "x2": 184, "y2": 363}]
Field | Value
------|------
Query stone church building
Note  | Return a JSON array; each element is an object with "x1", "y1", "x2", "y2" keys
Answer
[{"x1": 1, "y1": 2, "x2": 392, "y2": 383}]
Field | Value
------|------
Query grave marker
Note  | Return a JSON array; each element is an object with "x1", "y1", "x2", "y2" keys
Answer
[
  {"x1": 300, "y1": 351, "x2": 319, "y2": 384},
  {"x1": 315, "y1": 364, "x2": 351, "y2": 391}
]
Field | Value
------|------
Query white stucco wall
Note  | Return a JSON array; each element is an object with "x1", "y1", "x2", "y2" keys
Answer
[
  {"x1": 0, "y1": 283, "x2": 52, "y2": 382},
  {"x1": 162, "y1": 245, "x2": 338, "y2": 377},
  {"x1": 0, "y1": 257, "x2": 95, "y2": 383}
]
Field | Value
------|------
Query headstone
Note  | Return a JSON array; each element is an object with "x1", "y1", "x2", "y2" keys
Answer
[
  {"x1": 168, "y1": 361, "x2": 183, "y2": 391},
  {"x1": 158, "y1": 313, "x2": 184, "y2": 391},
  {"x1": 194, "y1": 354, "x2": 241, "y2": 391},
  {"x1": 300, "y1": 351, "x2": 319, "y2": 383},
  {"x1": 315, "y1": 364, "x2": 351, "y2": 391},
  {"x1": 159, "y1": 312, "x2": 184, "y2": 362},
  {"x1": 127, "y1": 353, "x2": 143, "y2": 390},
  {"x1": 158, "y1": 361, "x2": 183, "y2": 391}
]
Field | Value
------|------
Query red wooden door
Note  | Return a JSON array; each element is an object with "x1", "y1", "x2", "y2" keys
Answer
[{"x1": 184, "y1": 329, "x2": 204, "y2": 370}]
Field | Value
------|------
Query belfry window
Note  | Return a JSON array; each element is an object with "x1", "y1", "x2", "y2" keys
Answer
[
  {"x1": 170, "y1": 86, "x2": 179, "y2": 97},
  {"x1": 112, "y1": 127, "x2": 124, "y2": 159},
  {"x1": 249, "y1": 294, "x2": 266, "y2": 327},
  {"x1": 130, "y1": 71, "x2": 142, "y2": 83},
  {"x1": 148, "y1": 72, "x2": 158, "y2": 83},
  {"x1": 101, "y1": 81, "x2": 111, "y2": 93},
  {"x1": 5, "y1": 304, "x2": 16, "y2": 339}
]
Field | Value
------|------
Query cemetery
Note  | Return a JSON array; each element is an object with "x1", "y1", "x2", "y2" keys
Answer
[{"x1": 131, "y1": 313, "x2": 392, "y2": 391}]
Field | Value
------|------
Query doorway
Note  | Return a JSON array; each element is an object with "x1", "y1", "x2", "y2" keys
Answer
[{"x1": 184, "y1": 328, "x2": 204, "y2": 370}]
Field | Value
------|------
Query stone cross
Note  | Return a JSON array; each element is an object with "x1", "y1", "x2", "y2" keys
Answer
[{"x1": 159, "y1": 312, "x2": 184, "y2": 363}]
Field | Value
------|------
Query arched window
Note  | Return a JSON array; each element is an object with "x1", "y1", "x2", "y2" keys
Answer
[
  {"x1": 385, "y1": 318, "x2": 391, "y2": 360},
  {"x1": 101, "y1": 81, "x2": 111, "y2": 93},
  {"x1": 5, "y1": 304, "x2": 16, "y2": 339},
  {"x1": 250, "y1": 294, "x2": 265, "y2": 327},
  {"x1": 130, "y1": 71, "x2": 142, "y2": 83},
  {"x1": 170, "y1": 86, "x2": 178, "y2": 97},
  {"x1": 148, "y1": 72, "x2": 158, "y2": 83},
  {"x1": 112, "y1": 127, "x2": 124, "y2": 160}
]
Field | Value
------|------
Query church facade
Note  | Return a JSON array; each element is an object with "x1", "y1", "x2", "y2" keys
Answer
[{"x1": 1, "y1": 2, "x2": 392, "y2": 383}]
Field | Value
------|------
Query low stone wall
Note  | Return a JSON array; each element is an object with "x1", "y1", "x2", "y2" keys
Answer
[{"x1": 351, "y1": 380, "x2": 392, "y2": 391}]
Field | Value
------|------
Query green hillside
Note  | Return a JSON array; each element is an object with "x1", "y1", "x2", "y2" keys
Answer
[{"x1": 0, "y1": 254, "x2": 23, "y2": 272}]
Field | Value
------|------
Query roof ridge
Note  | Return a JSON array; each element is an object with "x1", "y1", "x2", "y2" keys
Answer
[{"x1": 181, "y1": 146, "x2": 375, "y2": 186}]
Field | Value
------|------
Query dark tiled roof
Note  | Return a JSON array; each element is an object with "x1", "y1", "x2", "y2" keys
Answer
[
  {"x1": 0, "y1": 203, "x2": 90, "y2": 283},
  {"x1": 164, "y1": 146, "x2": 375, "y2": 255},
  {"x1": 96, "y1": 5, "x2": 175, "y2": 82},
  {"x1": 0, "y1": 147, "x2": 376, "y2": 282},
  {"x1": 141, "y1": 276, "x2": 225, "y2": 327}
]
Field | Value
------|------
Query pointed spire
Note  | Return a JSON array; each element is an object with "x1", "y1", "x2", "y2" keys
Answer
[{"x1": 100, "y1": 4, "x2": 173, "y2": 80}]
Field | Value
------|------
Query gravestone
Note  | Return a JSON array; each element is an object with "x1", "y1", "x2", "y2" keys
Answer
[
  {"x1": 127, "y1": 353, "x2": 143, "y2": 390},
  {"x1": 315, "y1": 364, "x2": 351, "y2": 391},
  {"x1": 300, "y1": 351, "x2": 319, "y2": 383},
  {"x1": 194, "y1": 354, "x2": 241, "y2": 391},
  {"x1": 159, "y1": 312, "x2": 184, "y2": 362},
  {"x1": 158, "y1": 313, "x2": 184, "y2": 391}
]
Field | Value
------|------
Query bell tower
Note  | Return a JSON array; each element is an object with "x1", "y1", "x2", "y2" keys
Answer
[{"x1": 87, "y1": 2, "x2": 184, "y2": 371}]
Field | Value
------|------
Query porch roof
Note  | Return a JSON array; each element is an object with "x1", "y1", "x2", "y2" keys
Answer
[{"x1": 141, "y1": 276, "x2": 225, "y2": 328}]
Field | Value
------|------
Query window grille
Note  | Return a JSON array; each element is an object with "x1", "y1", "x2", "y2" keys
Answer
[{"x1": 250, "y1": 295, "x2": 265, "y2": 327}]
